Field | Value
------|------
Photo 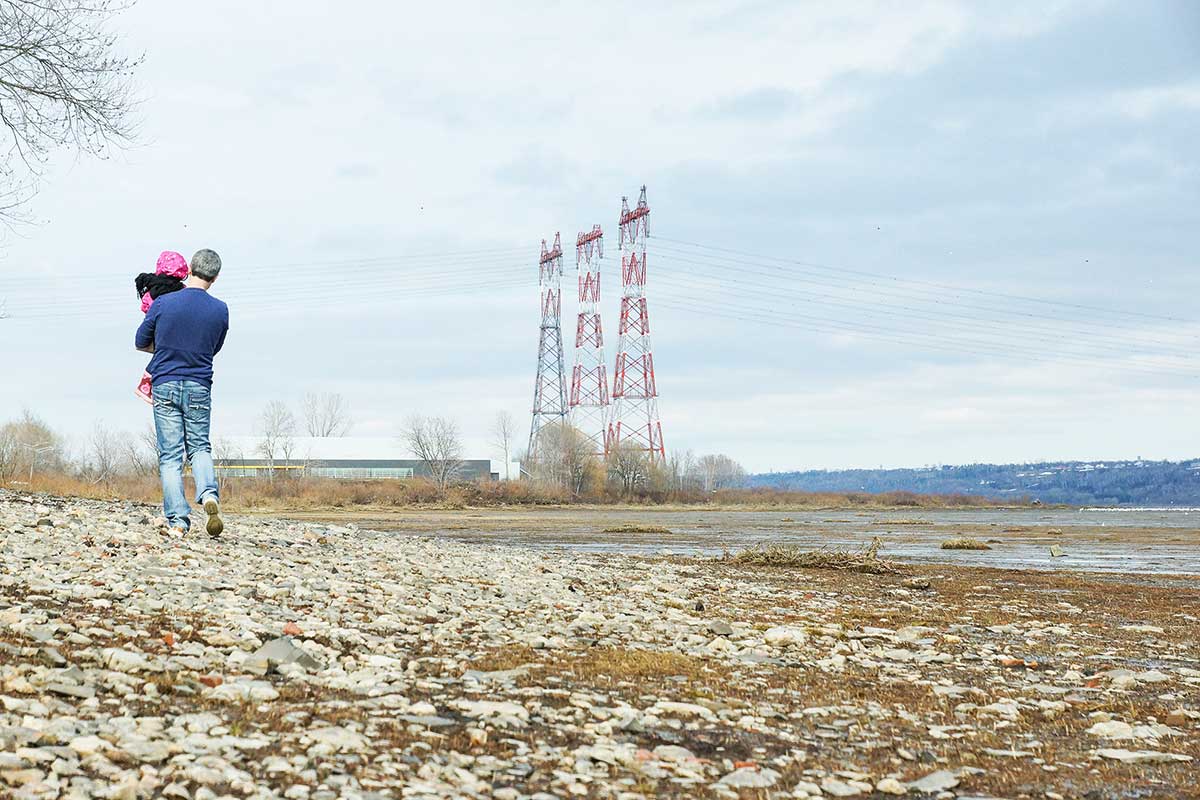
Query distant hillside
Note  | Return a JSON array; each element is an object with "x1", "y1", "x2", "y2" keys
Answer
[{"x1": 748, "y1": 459, "x2": 1200, "y2": 507}]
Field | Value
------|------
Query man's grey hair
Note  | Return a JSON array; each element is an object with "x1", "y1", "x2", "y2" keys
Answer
[{"x1": 190, "y1": 249, "x2": 222, "y2": 281}]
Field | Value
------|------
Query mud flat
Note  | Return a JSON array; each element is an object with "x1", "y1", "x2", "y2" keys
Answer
[
  {"x1": 0, "y1": 490, "x2": 1197, "y2": 798},
  {"x1": 284, "y1": 506, "x2": 1200, "y2": 576}
]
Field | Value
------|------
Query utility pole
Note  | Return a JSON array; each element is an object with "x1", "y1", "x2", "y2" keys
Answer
[
  {"x1": 527, "y1": 233, "x2": 567, "y2": 468},
  {"x1": 568, "y1": 225, "x2": 608, "y2": 456},
  {"x1": 607, "y1": 186, "x2": 665, "y2": 461}
]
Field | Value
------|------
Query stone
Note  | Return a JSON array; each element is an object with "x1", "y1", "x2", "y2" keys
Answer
[
  {"x1": 717, "y1": 767, "x2": 778, "y2": 788},
  {"x1": 205, "y1": 681, "x2": 279, "y2": 703},
  {"x1": 907, "y1": 770, "x2": 959, "y2": 793},
  {"x1": 763, "y1": 625, "x2": 807, "y2": 646},
  {"x1": 821, "y1": 777, "x2": 862, "y2": 796},
  {"x1": 651, "y1": 745, "x2": 695, "y2": 762},
  {"x1": 102, "y1": 648, "x2": 149, "y2": 673},
  {"x1": 306, "y1": 726, "x2": 369, "y2": 753},
  {"x1": 46, "y1": 683, "x2": 94, "y2": 699},
  {"x1": 1096, "y1": 748, "x2": 1192, "y2": 764},
  {"x1": 453, "y1": 700, "x2": 529, "y2": 725},
  {"x1": 67, "y1": 735, "x2": 106, "y2": 756},
  {"x1": 708, "y1": 621, "x2": 735, "y2": 637},
  {"x1": 247, "y1": 637, "x2": 325, "y2": 673},
  {"x1": 877, "y1": 777, "x2": 906, "y2": 795},
  {"x1": 1087, "y1": 720, "x2": 1134, "y2": 739}
]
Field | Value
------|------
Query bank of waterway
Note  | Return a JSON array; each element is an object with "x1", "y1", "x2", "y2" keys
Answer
[{"x1": 284, "y1": 506, "x2": 1200, "y2": 576}]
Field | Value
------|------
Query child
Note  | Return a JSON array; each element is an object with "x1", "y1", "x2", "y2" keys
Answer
[{"x1": 134, "y1": 251, "x2": 189, "y2": 403}]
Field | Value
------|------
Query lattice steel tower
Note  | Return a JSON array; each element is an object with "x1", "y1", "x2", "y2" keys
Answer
[
  {"x1": 527, "y1": 233, "x2": 567, "y2": 463},
  {"x1": 568, "y1": 225, "x2": 608, "y2": 456},
  {"x1": 608, "y1": 187, "x2": 665, "y2": 460}
]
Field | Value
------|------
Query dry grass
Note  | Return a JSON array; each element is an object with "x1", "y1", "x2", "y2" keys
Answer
[
  {"x1": 468, "y1": 644, "x2": 541, "y2": 672},
  {"x1": 727, "y1": 537, "x2": 902, "y2": 575},
  {"x1": 941, "y1": 537, "x2": 992, "y2": 550},
  {"x1": 565, "y1": 647, "x2": 708, "y2": 682},
  {"x1": 603, "y1": 523, "x2": 673, "y2": 534},
  {"x1": 4, "y1": 472, "x2": 1029, "y2": 512}
]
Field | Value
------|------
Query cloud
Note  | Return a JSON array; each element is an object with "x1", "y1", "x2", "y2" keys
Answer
[{"x1": 1, "y1": 1, "x2": 1198, "y2": 473}]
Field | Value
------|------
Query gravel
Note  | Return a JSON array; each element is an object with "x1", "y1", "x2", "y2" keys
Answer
[{"x1": 0, "y1": 489, "x2": 1196, "y2": 799}]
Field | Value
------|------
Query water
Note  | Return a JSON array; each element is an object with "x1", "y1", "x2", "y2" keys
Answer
[{"x1": 313, "y1": 506, "x2": 1200, "y2": 576}]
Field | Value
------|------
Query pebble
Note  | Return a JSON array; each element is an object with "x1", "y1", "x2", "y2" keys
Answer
[{"x1": 0, "y1": 490, "x2": 1193, "y2": 799}]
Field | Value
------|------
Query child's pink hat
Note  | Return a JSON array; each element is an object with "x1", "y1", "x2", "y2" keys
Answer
[{"x1": 156, "y1": 250, "x2": 189, "y2": 280}]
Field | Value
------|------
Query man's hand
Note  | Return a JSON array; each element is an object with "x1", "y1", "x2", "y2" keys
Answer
[{"x1": 137, "y1": 343, "x2": 155, "y2": 354}]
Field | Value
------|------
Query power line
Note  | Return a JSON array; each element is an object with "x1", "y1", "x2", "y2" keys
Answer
[
  {"x1": 1, "y1": 261, "x2": 531, "y2": 315},
  {"x1": 651, "y1": 244, "x2": 1200, "y2": 347},
  {"x1": 653, "y1": 296, "x2": 1196, "y2": 379},
  {"x1": 653, "y1": 263, "x2": 1200, "y2": 362},
  {"x1": 652, "y1": 235, "x2": 1192, "y2": 326}
]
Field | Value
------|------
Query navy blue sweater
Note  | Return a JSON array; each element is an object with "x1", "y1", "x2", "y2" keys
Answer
[{"x1": 135, "y1": 288, "x2": 229, "y2": 387}]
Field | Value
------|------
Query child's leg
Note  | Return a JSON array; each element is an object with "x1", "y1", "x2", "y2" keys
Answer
[{"x1": 136, "y1": 371, "x2": 153, "y2": 404}]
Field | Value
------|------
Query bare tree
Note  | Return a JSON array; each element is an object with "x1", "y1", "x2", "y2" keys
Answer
[
  {"x1": 83, "y1": 421, "x2": 122, "y2": 486},
  {"x1": 694, "y1": 454, "x2": 747, "y2": 492},
  {"x1": 302, "y1": 391, "x2": 353, "y2": 437},
  {"x1": 531, "y1": 422, "x2": 599, "y2": 496},
  {"x1": 401, "y1": 415, "x2": 463, "y2": 491},
  {"x1": 257, "y1": 400, "x2": 296, "y2": 482},
  {"x1": 0, "y1": 422, "x2": 17, "y2": 481},
  {"x1": 0, "y1": 1, "x2": 141, "y2": 227},
  {"x1": 0, "y1": 409, "x2": 65, "y2": 482},
  {"x1": 119, "y1": 423, "x2": 157, "y2": 476},
  {"x1": 607, "y1": 441, "x2": 652, "y2": 495},
  {"x1": 212, "y1": 436, "x2": 243, "y2": 495},
  {"x1": 490, "y1": 410, "x2": 515, "y2": 480}
]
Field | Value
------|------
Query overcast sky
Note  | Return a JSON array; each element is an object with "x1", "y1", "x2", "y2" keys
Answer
[{"x1": 1, "y1": 0, "x2": 1198, "y2": 473}]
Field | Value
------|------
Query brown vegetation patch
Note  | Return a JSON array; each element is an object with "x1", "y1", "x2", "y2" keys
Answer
[
  {"x1": 941, "y1": 537, "x2": 992, "y2": 550},
  {"x1": 728, "y1": 537, "x2": 902, "y2": 575},
  {"x1": 603, "y1": 523, "x2": 673, "y2": 534},
  {"x1": 561, "y1": 647, "x2": 710, "y2": 683}
]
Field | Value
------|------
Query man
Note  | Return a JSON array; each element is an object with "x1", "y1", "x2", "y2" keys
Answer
[{"x1": 135, "y1": 248, "x2": 229, "y2": 538}]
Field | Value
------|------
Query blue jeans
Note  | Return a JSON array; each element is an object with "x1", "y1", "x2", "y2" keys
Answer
[{"x1": 152, "y1": 380, "x2": 218, "y2": 529}]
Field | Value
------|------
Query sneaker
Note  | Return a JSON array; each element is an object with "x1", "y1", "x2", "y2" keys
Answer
[{"x1": 203, "y1": 497, "x2": 223, "y2": 537}]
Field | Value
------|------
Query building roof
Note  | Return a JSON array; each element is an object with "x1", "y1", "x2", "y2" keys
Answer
[{"x1": 218, "y1": 436, "x2": 419, "y2": 461}]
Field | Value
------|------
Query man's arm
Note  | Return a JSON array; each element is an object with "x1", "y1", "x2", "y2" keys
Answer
[
  {"x1": 213, "y1": 308, "x2": 228, "y2": 355},
  {"x1": 135, "y1": 306, "x2": 157, "y2": 353}
]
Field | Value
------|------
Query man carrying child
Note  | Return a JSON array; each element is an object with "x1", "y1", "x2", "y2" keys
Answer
[{"x1": 134, "y1": 248, "x2": 229, "y2": 538}]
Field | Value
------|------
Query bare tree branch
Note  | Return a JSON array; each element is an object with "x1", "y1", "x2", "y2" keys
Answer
[
  {"x1": 302, "y1": 391, "x2": 353, "y2": 437},
  {"x1": 0, "y1": 0, "x2": 141, "y2": 229},
  {"x1": 401, "y1": 414, "x2": 463, "y2": 491},
  {"x1": 490, "y1": 410, "x2": 515, "y2": 481},
  {"x1": 257, "y1": 400, "x2": 295, "y2": 482}
]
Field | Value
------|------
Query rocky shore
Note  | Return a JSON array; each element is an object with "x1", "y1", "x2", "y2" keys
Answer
[{"x1": 0, "y1": 490, "x2": 1196, "y2": 799}]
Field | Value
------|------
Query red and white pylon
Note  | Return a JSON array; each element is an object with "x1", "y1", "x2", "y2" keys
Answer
[
  {"x1": 568, "y1": 225, "x2": 608, "y2": 456},
  {"x1": 607, "y1": 186, "x2": 665, "y2": 461},
  {"x1": 527, "y1": 233, "x2": 567, "y2": 464}
]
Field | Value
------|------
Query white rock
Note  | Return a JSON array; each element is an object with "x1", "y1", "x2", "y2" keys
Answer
[
  {"x1": 205, "y1": 680, "x2": 279, "y2": 703},
  {"x1": 718, "y1": 767, "x2": 779, "y2": 789},
  {"x1": 453, "y1": 699, "x2": 530, "y2": 724},
  {"x1": 1096, "y1": 748, "x2": 1193, "y2": 763},
  {"x1": 821, "y1": 777, "x2": 862, "y2": 797},
  {"x1": 1087, "y1": 720, "x2": 1134, "y2": 739},
  {"x1": 102, "y1": 648, "x2": 149, "y2": 673},
  {"x1": 876, "y1": 778, "x2": 906, "y2": 795},
  {"x1": 306, "y1": 726, "x2": 369, "y2": 753},
  {"x1": 763, "y1": 625, "x2": 808, "y2": 646},
  {"x1": 67, "y1": 735, "x2": 106, "y2": 755},
  {"x1": 651, "y1": 701, "x2": 717, "y2": 720},
  {"x1": 906, "y1": 770, "x2": 959, "y2": 793}
]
